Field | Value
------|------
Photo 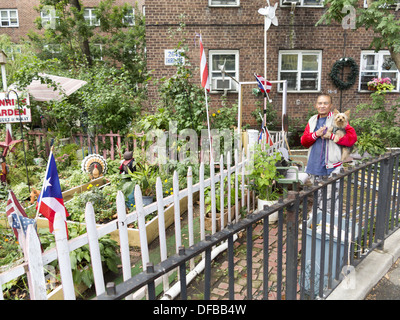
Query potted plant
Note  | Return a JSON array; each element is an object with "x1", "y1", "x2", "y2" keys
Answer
[
  {"x1": 247, "y1": 144, "x2": 283, "y2": 223},
  {"x1": 367, "y1": 77, "x2": 395, "y2": 93},
  {"x1": 120, "y1": 162, "x2": 158, "y2": 207}
]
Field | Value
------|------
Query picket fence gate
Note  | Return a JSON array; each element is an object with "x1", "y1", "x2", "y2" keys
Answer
[{"x1": 0, "y1": 131, "x2": 287, "y2": 300}]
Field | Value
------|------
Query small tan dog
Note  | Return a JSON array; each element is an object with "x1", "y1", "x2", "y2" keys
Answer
[{"x1": 323, "y1": 109, "x2": 351, "y2": 162}]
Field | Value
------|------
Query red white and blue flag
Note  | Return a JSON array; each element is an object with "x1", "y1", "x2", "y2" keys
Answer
[
  {"x1": 199, "y1": 35, "x2": 210, "y2": 92},
  {"x1": 36, "y1": 152, "x2": 69, "y2": 237},
  {"x1": 254, "y1": 74, "x2": 272, "y2": 94},
  {"x1": 6, "y1": 190, "x2": 41, "y2": 250}
]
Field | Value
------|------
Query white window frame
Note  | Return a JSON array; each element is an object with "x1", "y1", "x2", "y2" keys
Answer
[
  {"x1": 278, "y1": 50, "x2": 322, "y2": 92},
  {"x1": 280, "y1": 0, "x2": 323, "y2": 7},
  {"x1": 84, "y1": 8, "x2": 100, "y2": 26},
  {"x1": 209, "y1": 0, "x2": 240, "y2": 7},
  {"x1": 123, "y1": 8, "x2": 135, "y2": 26},
  {"x1": 40, "y1": 8, "x2": 59, "y2": 29},
  {"x1": 91, "y1": 44, "x2": 103, "y2": 61},
  {"x1": 43, "y1": 44, "x2": 61, "y2": 54},
  {"x1": 209, "y1": 50, "x2": 239, "y2": 93},
  {"x1": 359, "y1": 50, "x2": 400, "y2": 92},
  {"x1": 363, "y1": 0, "x2": 400, "y2": 8},
  {"x1": 0, "y1": 9, "x2": 19, "y2": 27},
  {"x1": 4, "y1": 45, "x2": 22, "y2": 61}
]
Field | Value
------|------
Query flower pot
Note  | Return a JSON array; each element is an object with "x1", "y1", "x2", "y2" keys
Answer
[
  {"x1": 368, "y1": 86, "x2": 377, "y2": 91},
  {"x1": 125, "y1": 190, "x2": 154, "y2": 207},
  {"x1": 205, "y1": 204, "x2": 239, "y2": 232},
  {"x1": 257, "y1": 198, "x2": 279, "y2": 224}
]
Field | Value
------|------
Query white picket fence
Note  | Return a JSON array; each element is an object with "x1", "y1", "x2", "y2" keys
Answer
[{"x1": 0, "y1": 132, "x2": 287, "y2": 300}]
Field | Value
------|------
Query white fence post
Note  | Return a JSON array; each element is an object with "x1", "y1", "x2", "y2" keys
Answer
[
  {"x1": 227, "y1": 151, "x2": 232, "y2": 224},
  {"x1": 134, "y1": 185, "x2": 150, "y2": 270},
  {"x1": 26, "y1": 224, "x2": 47, "y2": 300},
  {"x1": 210, "y1": 157, "x2": 217, "y2": 234},
  {"x1": 173, "y1": 171, "x2": 182, "y2": 253},
  {"x1": 54, "y1": 212, "x2": 75, "y2": 300},
  {"x1": 220, "y1": 154, "x2": 225, "y2": 230},
  {"x1": 85, "y1": 202, "x2": 106, "y2": 296},
  {"x1": 199, "y1": 162, "x2": 205, "y2": 241},
  {"x1": 187, "y1": 167, "x2": 195, "y2": 270},
  {"x1": 156, "y1": 177, "x2": 169, "y2": 291},
  {"x1": 234, "y1": 149, "x2": 239, "y2": 222},
  {"x1": 116, "y1": 191, "x2": 132, "y2": 283}
]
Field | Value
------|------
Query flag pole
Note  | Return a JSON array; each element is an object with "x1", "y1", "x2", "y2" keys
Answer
[{"x1": 34, "y1": 145, "x2": 54, "y2": 221}]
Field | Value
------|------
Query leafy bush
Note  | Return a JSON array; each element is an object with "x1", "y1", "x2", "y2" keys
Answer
[{"x1": 352, "y1": 91, "x2": 400, "y2": 154}]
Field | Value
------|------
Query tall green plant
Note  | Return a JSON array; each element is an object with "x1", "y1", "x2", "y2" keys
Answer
[
  {"x1": 247, "y1": 145, "x2": 283, "y2": 201},
  {"x1": 353, "y1": 92, "x2": 400, "y2": 152}
]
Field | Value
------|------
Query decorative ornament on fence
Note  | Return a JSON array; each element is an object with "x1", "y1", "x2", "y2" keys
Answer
[{"x1": 81, "y1": 154, "x2": 107, "y2": 179}]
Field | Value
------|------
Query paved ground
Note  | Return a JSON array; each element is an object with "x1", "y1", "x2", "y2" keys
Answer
[
  {"x1": 185, "y1": 221, "x2": 291, "y2": 300},
  {"x1": 365, "y1": 257, "x2": 400, "y2": 300}
]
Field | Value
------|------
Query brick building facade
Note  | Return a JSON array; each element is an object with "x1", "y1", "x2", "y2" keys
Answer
[
  {"x1": 144, "y1": 0, "x2": 400, "y2": 129},
  {"x1": 1, "y1": 0, "x2": 399, "y2": 130}
]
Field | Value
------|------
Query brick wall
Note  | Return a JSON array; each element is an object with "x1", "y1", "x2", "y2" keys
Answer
[{"x1": 145, "y1": 0, "x2": 400, "y2": 130}]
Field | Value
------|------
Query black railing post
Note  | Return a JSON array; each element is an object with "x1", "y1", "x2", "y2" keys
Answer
[
  {"x1": 376, "y1": 156, "x2": 391, "y2": 248},
  {"x1": 286, "y1": 191, "x2": 300, "y2": 300}
]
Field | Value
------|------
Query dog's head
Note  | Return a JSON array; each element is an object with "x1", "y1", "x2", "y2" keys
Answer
[{"x1": 333, "y1": 109, "x2": 350, "y2": 129}]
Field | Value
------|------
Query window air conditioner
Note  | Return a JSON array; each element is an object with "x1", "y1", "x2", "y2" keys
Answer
[{"x1": 212, "y1": 78, "x2": 232, "y2": 91}]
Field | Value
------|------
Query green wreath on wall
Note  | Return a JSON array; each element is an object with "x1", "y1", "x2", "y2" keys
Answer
[{"x1": 329, "y1": 57, "x2": 359, "y2": 90}]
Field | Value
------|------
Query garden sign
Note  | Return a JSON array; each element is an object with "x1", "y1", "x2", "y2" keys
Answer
[{"x1": 0, "y1": 92, "x2": 31, "y2": 123}]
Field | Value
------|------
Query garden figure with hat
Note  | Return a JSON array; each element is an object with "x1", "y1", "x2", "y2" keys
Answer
[{"x1": 119, "y1": 151, "x2": 136, "y2": 174}]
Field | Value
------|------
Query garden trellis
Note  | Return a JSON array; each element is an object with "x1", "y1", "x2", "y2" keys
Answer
[{"x1": 0, "y1": 132, "x2": 286, "y2": 300}]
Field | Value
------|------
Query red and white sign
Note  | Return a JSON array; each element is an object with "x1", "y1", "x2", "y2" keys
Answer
[{"x1": 0, "y1": 92, "x2": 31, "y2": 123}]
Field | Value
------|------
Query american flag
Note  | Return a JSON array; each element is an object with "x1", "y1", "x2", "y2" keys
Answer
[
  {"x1": 36, "y1": 151, "x2": 69, "y2": 237},
  {"x1": 6, "y1": 190, "x2": 39, "y2": 249},
  {"x1": 254, "y1": 74, "x2": 272, "y2": 94},
  {"x1": 199, "y1": 35, "x2": 210, "y2": 91}
]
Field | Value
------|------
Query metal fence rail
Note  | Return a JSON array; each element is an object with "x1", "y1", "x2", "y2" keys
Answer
[{"x1": 96, "y1": 150, "x2": 400, "y2": 300}]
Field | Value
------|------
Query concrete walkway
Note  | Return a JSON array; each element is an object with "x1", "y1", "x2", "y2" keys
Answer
[{"x1": 327, "y1": 227, "x2": 400, "y2": 300}]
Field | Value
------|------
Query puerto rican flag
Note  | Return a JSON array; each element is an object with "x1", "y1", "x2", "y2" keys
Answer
[
  {"x1": 36, "y1": 152, "x2": 69, "y2": 237},
  {"x1": 254, "y1": 74, "x2": 272, "y2": 94},
  {"x1": 199, "y1": 35, "x2": 210, "y2": 91}
]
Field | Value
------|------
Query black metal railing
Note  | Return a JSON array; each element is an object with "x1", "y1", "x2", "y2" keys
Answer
[{"x1": 95, "y1": 150, "x2": 400, "y2": 300}]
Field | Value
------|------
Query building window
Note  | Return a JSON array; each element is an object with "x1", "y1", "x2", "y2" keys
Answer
[
  {"x1": 209, "y1": 50, "x2": 239, "y2": 92},
  {"x1": 280, "y1": 0, "x2": 323, "y2": 7},
  {"x1": 124, "y1": 8, "x2": 135, "y2": 26},
  {"x1": 4, "y1": 45, "x2": 22, "y2": 61},
  {"x1": 278, "y1": 50, "x2": 322, "y2": 92},
  {"x1": 84, "y1": 8, "x2": 100, "y2": 26},
  {"x1": 91, "y1": 44, "x2": 103, "y2": 61},
  {"x1": 209, "y1": 0, "x2": 240, "y2": 7},
  {"x1": 0, "y1": 9, "x2": 19, "y2": 27},
  {"x1": 40, "y1": 8, "x2": 59, "y2": 29},
  {"x1": 363, "y1": 0, "x2": 400, "y2": 8},
  {"x1": 359, "y1": 50, "x2": 399, "y2": 92}
]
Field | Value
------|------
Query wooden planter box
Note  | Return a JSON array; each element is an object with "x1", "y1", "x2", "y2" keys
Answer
[{"x1": 109, "y1": 191, "x2": 200, "y2": 247}]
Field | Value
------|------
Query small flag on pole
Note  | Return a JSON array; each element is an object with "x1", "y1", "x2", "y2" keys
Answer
[
  {"x1": 36, "y1": 151, "x2": 69, "y2": 237},
  {"x1": 199, "y1": 35, "x2": 210, "y2": 92},
  {"x1": 254, "y1": 74, "x2": 272, "y2": 94},
  {"x1": 6, "y1": 190, "x2": 40, "y2": 249}
]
